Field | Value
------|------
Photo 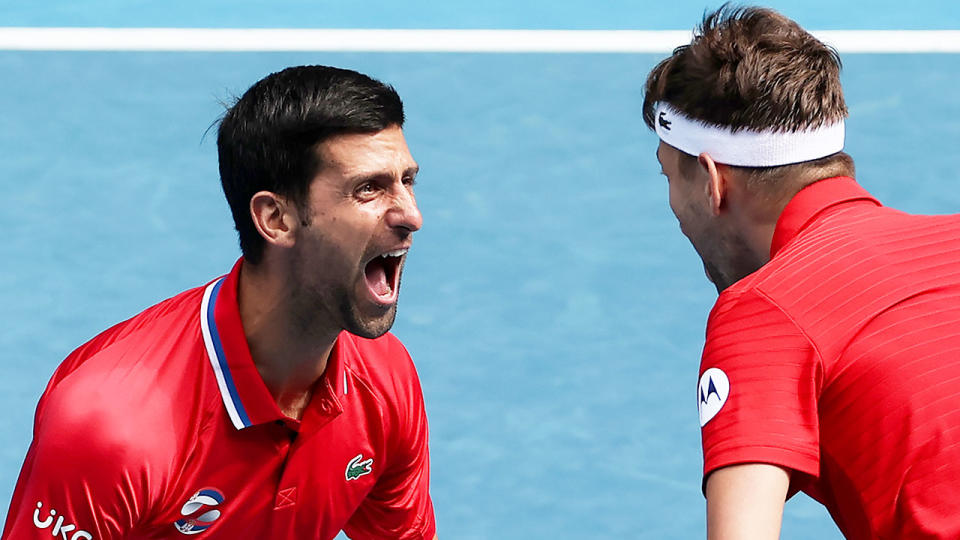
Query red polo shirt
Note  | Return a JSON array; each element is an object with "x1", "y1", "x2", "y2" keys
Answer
[
  {"x1": 3, "y1": 259, "x2": 436, "y2": 540},
  {"x1": 698, "y1": 176, "x2": 960, "y2": 538}
]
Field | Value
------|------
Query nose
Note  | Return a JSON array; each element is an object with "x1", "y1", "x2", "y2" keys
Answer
[{"x1": 385, "y1": 183, "x2": 423, "y2": 233}]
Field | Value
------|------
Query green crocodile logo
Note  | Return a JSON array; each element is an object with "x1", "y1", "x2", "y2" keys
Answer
[{"x1": 345, "y1": 454, "x2": 374, "y2": 481}]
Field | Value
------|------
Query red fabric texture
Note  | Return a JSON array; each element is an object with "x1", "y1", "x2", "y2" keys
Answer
[
  {"x1": 3, "y1": 259, "x2": 435, "y2": 540},
  {"x1": 700, "y1": 177, "x2": 960, "y2": 539}
]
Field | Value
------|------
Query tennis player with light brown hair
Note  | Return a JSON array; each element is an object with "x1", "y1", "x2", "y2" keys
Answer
[{"x1": 645, "y1": 6, "x2": 960, "y2": 539}]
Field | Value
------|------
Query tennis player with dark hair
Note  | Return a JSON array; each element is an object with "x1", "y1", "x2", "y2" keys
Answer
[
  {"x1": 645, "y1": 6, "x2": 960, "y2": 539},
  {"x1": 4, "y1": 65, "x2": 438, "y2": 539}
]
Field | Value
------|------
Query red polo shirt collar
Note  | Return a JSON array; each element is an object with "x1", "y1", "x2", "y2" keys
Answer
[
  {"x1": 770, "y1": 176, "x2": 881, "y2": 259},
  {"x1": 201, "y1": 258, "x2": 347, "y2": 431}
]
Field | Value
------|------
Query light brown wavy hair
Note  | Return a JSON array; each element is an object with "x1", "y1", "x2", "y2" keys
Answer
[{"x1": 644, "y1": 5, "x2": 854, "y2": 184}]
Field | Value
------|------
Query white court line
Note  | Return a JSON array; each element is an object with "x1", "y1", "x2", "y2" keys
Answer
[{"x1": 0, "y1": 28, "x2": 959, "y2": 53}]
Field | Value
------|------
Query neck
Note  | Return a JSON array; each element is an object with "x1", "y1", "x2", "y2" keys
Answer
[
  {"x1": 709, "y1": 178, "x2": 794, "y2": 293},
  {"x1": 732, "y1": 172, "x2": 809, "y2": 264},
  {"x1": 737, "y1": 211, "x2": 778, "y2": 266},
  {"x1": 237, "y1": 258, "x2": 339, "y2": 419}
]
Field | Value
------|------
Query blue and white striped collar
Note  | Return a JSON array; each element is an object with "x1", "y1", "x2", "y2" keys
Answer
[{"x1": 200, "y1": 277, "x2": 253, "y2": 430}]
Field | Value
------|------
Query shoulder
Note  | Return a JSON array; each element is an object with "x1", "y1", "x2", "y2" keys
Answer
[
  {"x1": 343, "y1": 331, "x2": 411, "y2": 359},
  {"x1": 35, "y1": 378, "x2": 177, "y2": 471},
  {"x1": 704, "y1": 279, "x2": 822, "y2": 374},
  {"x1": 51, "y1": 284, "x2": 207, "y2": 384},
  {"x1": 37, "y1": 282, "x2": 214, "y2": 466},
  {"x1": 705, "y1": 284, "x2": 791, "y2": 351},
  {"x1": 735, "y1": 207, "x2": 960, "y2": 340},
  {"x1": 707, "y1": 216, "x2": 853, "y2": 335},
  {"x1": 341, "y1": 331, "x2": 419, "y2": 385},
  {"x1": 757, "y1": 204, "x2": 960, "y2": 301},
  {"x1": 338, "y1": 333, "x2": 430, "y2": 474},
  {"x1": 339, "y1": 332, "x2": 426, "y2": 423},
  {"x1": 27, "y1": 366, "x2": 200, "y2": 511}
]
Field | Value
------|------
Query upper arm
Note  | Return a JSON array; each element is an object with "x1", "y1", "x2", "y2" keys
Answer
[
  {"x1": 699, "y1": 289, "x2": 823, "y2": 482},
  {"x1": 706, "y1": 463, "x2": 790, "y2": 540},
  {"x1": 343, "y1": 343, "x2": 436, "y2": 540}
]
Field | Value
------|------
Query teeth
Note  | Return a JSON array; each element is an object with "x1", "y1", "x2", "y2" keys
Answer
[{"x1": 380, "y1": 249, "x2": 408, "y2": 258}]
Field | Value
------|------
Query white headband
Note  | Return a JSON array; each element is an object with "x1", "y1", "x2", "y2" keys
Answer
[{"x1": 654, "y1": 103, "x2": 845, "y2": 167}]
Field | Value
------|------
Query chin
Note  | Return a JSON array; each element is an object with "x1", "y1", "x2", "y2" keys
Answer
[{"x1": 345, "y1": 305, "x2": 398, "y2": 339}]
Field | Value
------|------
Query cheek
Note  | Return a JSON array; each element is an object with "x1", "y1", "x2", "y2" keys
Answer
[
  {"x1": 670, "y1": 199, "x2": 704, "y2": 243},
  {"x1": 296, "y1": 225, "x2": 355, "y2": 272},
  {"x1": 312, "y1": 207, "x2": 374, "y2": 244},
  {"x1": 667, "y1": 183, "x2": 685, "y2": 221}
]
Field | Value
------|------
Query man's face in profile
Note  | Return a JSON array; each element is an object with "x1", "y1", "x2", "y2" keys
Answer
[{"x1": 287, "y1": 125, "x2": 423, "y2": 339}]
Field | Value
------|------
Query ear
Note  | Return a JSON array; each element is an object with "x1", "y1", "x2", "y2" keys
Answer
[
  {"x1": 698, "y1": 152, "x2": 729, "y2": 216},
  {"x1": 249, "y1": 191, "x2": 301, "y2": 250}
]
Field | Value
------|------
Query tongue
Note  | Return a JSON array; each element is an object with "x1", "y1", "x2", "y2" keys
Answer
[{"x1": 365, "y1": 259, "x2": 391, "y2": 297}]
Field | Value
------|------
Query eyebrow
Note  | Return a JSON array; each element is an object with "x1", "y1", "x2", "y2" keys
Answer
[{"x1": 348, "y1": 165, "x2": 419, "y2": 184}]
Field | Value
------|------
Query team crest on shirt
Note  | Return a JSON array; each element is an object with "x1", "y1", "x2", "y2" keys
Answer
[
  {"x1": 174, "y1": 488, "x2": 225, "y2": 535},
  {"x1": 698, "y1": 367, "x2": 730, "y2": 427},
  {"x1": 345, "y1": 454, "x2": 374, "y2": 481}
]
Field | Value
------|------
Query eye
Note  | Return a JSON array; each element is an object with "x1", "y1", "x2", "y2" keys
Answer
[
  {"x1": 402, "y1": 175, "x2": 416, "y2": 188},
  {"x1": 356, "y1": 182, "x2": 377, "y2": 196}
]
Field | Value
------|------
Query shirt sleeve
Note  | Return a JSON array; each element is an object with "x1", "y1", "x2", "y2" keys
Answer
[
  {"x1": 3, "y1": 371, "x2": 149, "y2": 539},
  {"x1": 343, "y1": 343, "x2": 436, "y2": 540},
  {"x1": 699, "y1": 287, "x2": 823, "y2": 488}
]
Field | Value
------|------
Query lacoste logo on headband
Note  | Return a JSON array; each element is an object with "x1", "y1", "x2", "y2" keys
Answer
[{"x1": 658, "y1": 111, "x2": 672, "y2": 131}]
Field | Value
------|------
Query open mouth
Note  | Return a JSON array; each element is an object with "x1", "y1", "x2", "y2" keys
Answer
[{"x1": 363, "y1": 249, "x2": 406, "y2": 305}]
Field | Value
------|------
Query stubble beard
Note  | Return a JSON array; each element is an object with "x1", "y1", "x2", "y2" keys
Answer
[
  {"x1": 291, "y1": 277, "x2": 399, "y2": 342},
  {"x1": 331, "y1": 268, "x2": 404, "y2": 339},
  {"x1": 338, "y1": 279, "x2": 400, "y2": 339},
  {"x1": 288, "y1": 227, "x2": 399, "y2": 341}
]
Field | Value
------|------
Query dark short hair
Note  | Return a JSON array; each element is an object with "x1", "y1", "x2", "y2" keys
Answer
[{"x1": 217, "y1": 65, "x2": 405, "y2": 264}]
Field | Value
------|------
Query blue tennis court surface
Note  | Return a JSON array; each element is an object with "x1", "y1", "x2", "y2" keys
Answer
[{"x1": 2, "y1": 3, "x2": 959, "y2": 538}]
